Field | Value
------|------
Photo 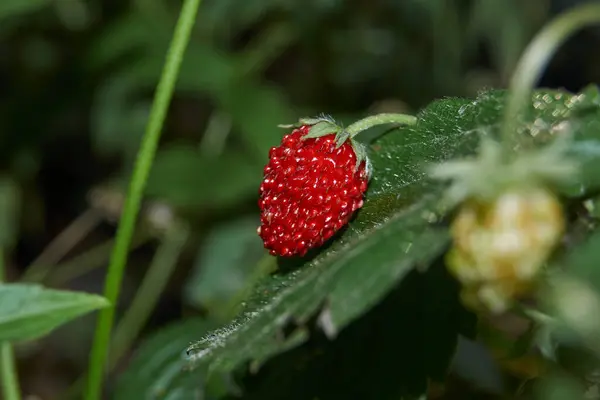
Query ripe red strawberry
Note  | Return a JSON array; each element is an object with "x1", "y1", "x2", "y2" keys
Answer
[{"x1": 258, "y1": 124, "x2": 369, "y2": 257}]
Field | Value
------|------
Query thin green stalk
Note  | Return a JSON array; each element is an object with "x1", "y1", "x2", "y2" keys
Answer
[
  {"x1": 0, "y1": 344, "x2": 19, "y2": 400},
  {"x1": 62, "y1": 225, "x2": 188, "y2": 399},
  {"x1": 501, "y1": 3, "x2": 600, "y2": 148},
  {"x1": 0, "y1": 250, "x2": 21, "y2": 400},
  {"x1": 84, "y1": 0, "x2": 203, "y2": 398},
  {"x1": 345, "y1": 113, "x2": 417, "y2": 137},
  {"x1": 109, "y1": 223, "x2": 189, "y2": 368}
]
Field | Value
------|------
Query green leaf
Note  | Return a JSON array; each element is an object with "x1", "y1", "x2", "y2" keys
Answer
[
  {"x1": 0, "y1": 283, "x2": 108, "y2": 342},
  {"x1": 186, "y1": 87, "x2": 600, "y2": 384},
  {"x1": 90, "y1": 16, "x2": 300, "y2": 160},
  {"x1": 558, "y1": 228, "x2": 600, "y2": 290},
  {"x1": 186, "y1": 95, "x2": 479, "y2": 375},
  {"x1": 144, "y1": 145, "x2": 261, "y2": 210},
  {"x1": 90, "y1": 73, "x2": 149, "y2": 157},
  {"x1": 0, "y1": 0, "x2": 50, "y2": 21},
  {"x1": 237, "y1": 266, "x2": 471, "y2": 400},
  {"x1": 113, "y1": 318, "x2": 229, "y2": 400},
  {"x1": 534, "y1": 372, "x2": 587, "y2": 400},
  {"x1": 184, "y1": 216, "x2": 265, "y2": 318},
  {"x1": 217, "y1": 80, "x2": 301, "y2": 158}
]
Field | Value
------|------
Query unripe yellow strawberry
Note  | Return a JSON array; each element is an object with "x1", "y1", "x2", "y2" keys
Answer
[{"x1": 446, "y1": 186, "x2": 564, "y2": 314}]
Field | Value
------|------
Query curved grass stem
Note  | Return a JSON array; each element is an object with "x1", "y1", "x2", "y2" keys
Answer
[
  {"x1": 502, "y1": 3, "x2": 600, "y2": 149},
  {"x1": 84, "y1": 0, "x2": 203, "y2": 398}
]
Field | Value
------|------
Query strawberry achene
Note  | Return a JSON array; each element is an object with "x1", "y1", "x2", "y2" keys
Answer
[{"x1": 258, "y1": 125, "x2": 368, "y2": 257}]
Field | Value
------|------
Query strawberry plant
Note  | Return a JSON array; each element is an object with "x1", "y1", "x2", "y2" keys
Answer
[
  {"x1": 114, "y1": 2, "x2": 600, "y2": 399},
  {"x1": 5, "y1": 1, "x2": 600, "y2": 400}
]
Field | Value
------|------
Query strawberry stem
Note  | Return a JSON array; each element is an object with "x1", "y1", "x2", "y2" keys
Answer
[{"x1": 345, "y1": 113, "x2": 417, "y2": 138}]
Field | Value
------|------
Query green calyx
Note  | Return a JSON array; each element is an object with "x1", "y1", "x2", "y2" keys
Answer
[
  {"x1": 278, "y1": 112, "x2": 418, "y2": 178},
  {"x1": 279, "y1": 115, "x2": 371, "y2": 176},
  {"x1": 429, "y1": 135, "x2": 579, "y2": 207}
]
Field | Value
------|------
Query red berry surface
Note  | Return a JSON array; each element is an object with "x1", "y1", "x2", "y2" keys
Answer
[{"x1": 258, "y1": 125, "x2": 368, "y2": 257}]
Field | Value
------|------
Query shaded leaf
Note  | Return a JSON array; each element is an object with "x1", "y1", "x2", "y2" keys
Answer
[
  {"x1": 236, "y1": 266, "x2": 470, "y2": 400},
  {"x1": 90, "y1": 18, "x2": 299, "y2": 160},
  {"x1": 214, "y1": 80, "x2": 301, "y2": 158},
  {"x1": 0, "y1": 0, "x2": 50, "y2": 21},
  {"x1": 534, "y1": 372, "x2": 587, "y2": 400},
  {"x1": 144, "y1": 145, "x2": 261, "y2": 209},
  {"x1": 0, "y1": 283, "x2": 108, "y2": 342},
  {"x1": 90, "y1": 73, "x2": 149, "y2": 157},
  {"x1": 184, "y1": 216, "x2": 265, "y2": 318},
  {"x1": 113, "y1": 318, "x2": 231, "y2": 400}
]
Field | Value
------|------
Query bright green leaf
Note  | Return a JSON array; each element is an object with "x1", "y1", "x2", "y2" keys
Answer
[{"x1": 0, "y1": 283, "x2": 108, "y2": 342}]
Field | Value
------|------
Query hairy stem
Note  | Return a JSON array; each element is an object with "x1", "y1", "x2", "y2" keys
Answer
[
  {"x1": 84, "y1": 0, "x2": 203, "y2": 398},
  {"x1": 502, "y1": 3, "x2": 600, "y2": 148},
  {"x1": 346, "y1": 113, "x2": 417, "y2": 137}
]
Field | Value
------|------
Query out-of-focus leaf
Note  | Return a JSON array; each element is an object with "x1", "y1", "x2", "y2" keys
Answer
[
  {"x1": 113, "y1": 318, "x2": 231, "y2": 400},
  {"x1": 557, "y1": 228, "x2": 600, "y2": 289},
  {"x1": 184, "y1": 216, "x2": 265, "y2": 318},
  {"x1": 0, "y1": 177, "x2": 19, "y2": 248},
  {"x1": 0, "y1": 283, "x2": 108, "y2": 342},
  {"x1": 86, "y1": 14, "x2": 171, "y2": 69},
  {"x1": 144, "y1": 145, "x2": 261, "y2": 209},
  {"x1": 535, "y1": 372, "x2": 587, "y2": 400},
  {"x1": 89, "y1": 15, "x2": 298, "y2": 160},
  {"x1": 0, "y1": 0, "x2": 50, "y2": 21},
  {"x1": 217, "y1": 81, "x2": 300, "y2": 157},
  {"x1": 185, "y1": 88, "x2": 600, "y2": 382},
  {"x1": 90, "y1": 74, "x2": 149, "y2": 157}
]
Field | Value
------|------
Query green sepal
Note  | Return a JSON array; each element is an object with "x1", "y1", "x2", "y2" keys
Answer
[
  {"x1": 302, "y1": 120, "x2": 342, "y2": 139},
  {"x1": 350, "y1": 138, "x2": 372, "y2": 178},
  {"x1": 334, "y1": 130, "x2": 350, "y2": 148},
  {"x1": 277, "y1": 114, "x2": 371, "y2": 178},
  {"x1": 277, "y1": 114, "x2": 337, "y2": 129},
  {"x1": 429, "y1": 134, "x2": 578, "y2": 207}
]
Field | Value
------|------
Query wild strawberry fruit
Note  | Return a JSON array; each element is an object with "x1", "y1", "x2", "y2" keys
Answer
[
  {"x1": 431, "y1": 137, "x2": 575, "y2": 314},
  {"x1": 446, "y1": 186, "x2": 564, "y2": 313},
  {"x1": 258, "y1": 123, "x2": 369, "y2": 257}
]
